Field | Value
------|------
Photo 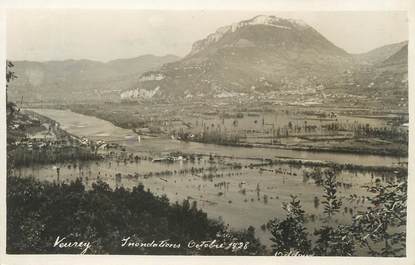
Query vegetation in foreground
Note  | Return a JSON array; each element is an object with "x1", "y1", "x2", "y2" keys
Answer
[
  {"x1": 7, "y1": 167, "x2": 407, "y2": 256},
  {"x1": 268, "y1": 169, "x2": 407, "y2": 257},
  {"x1": 7, "y1": 176, "x2": 265, "y2": 255}
]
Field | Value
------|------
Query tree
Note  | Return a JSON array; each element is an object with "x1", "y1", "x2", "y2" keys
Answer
[
  {"x1": 268, "y1": 168, "x2": 407, "y2": 257},
  {"x1": 267, "y1": 195, "x2": 311, "y2": 255},
  {"x1": 7, "y1": 176, "x2": 267, "y2": 255},
  {"x1": 350, "y1": 180, "x2": 407, "y2": 256},
  {"x1": 6, "y1": 60, "x2": 18, "y2": 123},
  {"x1": 321, "y1": 169, "x2": 342, "y2": 218},
  {"x1": 313, "y1": 224, "x2": 355, "y2": 256},
  {"x1": 312, "y1": 168, "x2": 354, "y2": 256},
  {"x1": 6, "y1": 60, "x2": 17, "y2": 103},
  {"x1": 313, "y1": 225, "x2": 355, "y2": 256}
]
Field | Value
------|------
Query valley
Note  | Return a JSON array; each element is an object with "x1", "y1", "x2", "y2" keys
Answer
[{"x1": 6, "y1": 13, "x2": 409, "y2": 256}]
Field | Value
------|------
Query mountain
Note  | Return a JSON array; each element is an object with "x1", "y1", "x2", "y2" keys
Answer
[
  {"x1": 331, "y1": 43, "x2": 408, "y2": 108},
  {"x1": 379, "y1": 43, "x2": 408, "y2": 67},
  {"x1": 354, "y1": 41, "x2": 408, "y2": 65},
  {"x1": 7, "y1": 54, "x2": 180, "y2": 103},
  {"x1": 122, "y1": 15, "x2": 355, "y2": 101},
  {"x1": 373, "y1": 44, "x2": 408, "y2": 106},
  {"x1": 8, "y1": 14, "x2": 407, "y2": 109}
]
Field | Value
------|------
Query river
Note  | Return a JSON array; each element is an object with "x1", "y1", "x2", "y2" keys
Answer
[{"x1": 30, "y1": 108, "x2": 405, "y2": 167}]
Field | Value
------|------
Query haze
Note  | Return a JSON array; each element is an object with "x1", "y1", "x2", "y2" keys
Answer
[{"x1": 6, "y1": 9, "x2": 408, "y2": 62}]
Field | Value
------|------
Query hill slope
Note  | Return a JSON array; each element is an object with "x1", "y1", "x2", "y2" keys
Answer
[
  {"x1": 354, "y1": 41, "x2": 408, "y2": 65},
  {"x1": 380, "y1": 44, "x2": 408, "y2": 67},
  {"x1": 7, "y1": 54, "x2": 180, "y2": 103}
]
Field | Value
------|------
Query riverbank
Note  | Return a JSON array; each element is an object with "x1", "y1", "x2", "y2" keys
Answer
[
  {"x1": 7, "y1": 109, "x2": 102, "y2": 168},
  {"x1": 177, "y1": 139, "x2": 407, "y2": 157}
]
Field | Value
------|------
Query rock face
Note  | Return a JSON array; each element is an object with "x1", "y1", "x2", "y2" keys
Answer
[{"x1": 123, "y1": 15, "x2": 355, "y2": 100}]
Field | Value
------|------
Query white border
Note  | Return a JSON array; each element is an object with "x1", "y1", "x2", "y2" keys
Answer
[{"x1": 0, "y1": 1, "x2": 414, "y2": 265}]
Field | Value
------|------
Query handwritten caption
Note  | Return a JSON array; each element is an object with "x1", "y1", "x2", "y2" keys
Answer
[{"x1": 53, "y1": 234, "x2": 249, "y2": 254}]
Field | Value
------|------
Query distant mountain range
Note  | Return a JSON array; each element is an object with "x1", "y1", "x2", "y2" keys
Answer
[
  {"x1": 7, "y1": 54, "x2": 179, "y2": 102},
  {"x1": 8, "y1": 15, "x2": 408, "y2": 109},
  {"x1": 120, "y1": 15, "x2": 407, "y2": 109},
  {"x1": 122, "y1": 15, "x2": 355, "y2": 100}
]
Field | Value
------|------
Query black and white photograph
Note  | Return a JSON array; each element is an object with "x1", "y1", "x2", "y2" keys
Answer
[{"x1": 1, "y1": 1, "x2": 414, "y2": 264}]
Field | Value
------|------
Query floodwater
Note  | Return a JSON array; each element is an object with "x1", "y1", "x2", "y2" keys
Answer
[
  {"x1": 15, "y1": 154, "x2": 384, "y2": 247},
  {"x1": 21, "y1": 108, "x2": 404, "y2": 248},
  {"x1": 30, "y1": 109, "x2": 404, "y2": 166}
]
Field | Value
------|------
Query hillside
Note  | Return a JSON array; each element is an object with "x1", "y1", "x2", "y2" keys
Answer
[
  {"x1": 328, "y1": 43, "x2": 408, "y2": 109},
  {"x1": 353, "y1": 41, "x2": 408, "y2": 65},
  {"x1": 380, "y1": 44, "x2": 408, "y2": 67},
  {"x1": 7, "y1": 54, "x2": 179, "y2": 103}
]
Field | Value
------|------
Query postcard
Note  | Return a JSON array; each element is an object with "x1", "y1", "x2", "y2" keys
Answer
[{"x1": 0, "y1": 1, "x2": 414, "y2": 265}]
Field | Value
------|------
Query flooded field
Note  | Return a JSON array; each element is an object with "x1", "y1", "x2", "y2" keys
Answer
[
  {"x1": 30, "y1": 109, "x2": 405, "y2": 166},
  {"x1": 14, "y1": 108, "x2": 405, "y2": 247},
  {"x1": 14, "y1": 153, "x2": 389, "y2": 246}
]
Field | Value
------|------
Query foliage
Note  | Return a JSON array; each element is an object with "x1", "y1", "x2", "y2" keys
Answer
[
  {"x1": 267, "y1": 195, "x2": 312, "y2": 255},
  {"x1": 6, "y1": 60, "x2": 18, "y2": 119},
  {"x1": 312, "y1": 225, "x2": 355, "y2": 256},
  {"x1": 312, "y1": 168, "x2": 353, "y2": 256},
  {"x1": 9, "y1": 145, "x2": 101, "y2": 167},
  {"x1": 350, "y1": 180, "x2": 407, "y2": 256},
  {"x1": 268, "y1": 168, "x2": 407, "y2": 257},
  {"x1": 7, "y1": 176, "x2": 265, "y2": 255},
  {"x1": 177, "y1": 129, "x2": 241, "y2": 146},
  {"x1": 354, "y1": 123, "x2": 408, "y2": 144},
  {"x1": 6, "y1": 60, "x2": 17, "y2": 86},
  {"x1": 321, "y1": 169, "x2": 342, "y2": 218}
]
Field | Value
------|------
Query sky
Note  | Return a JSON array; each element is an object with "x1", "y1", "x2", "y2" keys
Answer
[{"x1": 6, "y1": 9, "x2": 408, "y2": 62}]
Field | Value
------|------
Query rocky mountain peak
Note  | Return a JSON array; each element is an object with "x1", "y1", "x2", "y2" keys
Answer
[{"x1": 188, "y1": 15, "x2": 312, "y2": 56}]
